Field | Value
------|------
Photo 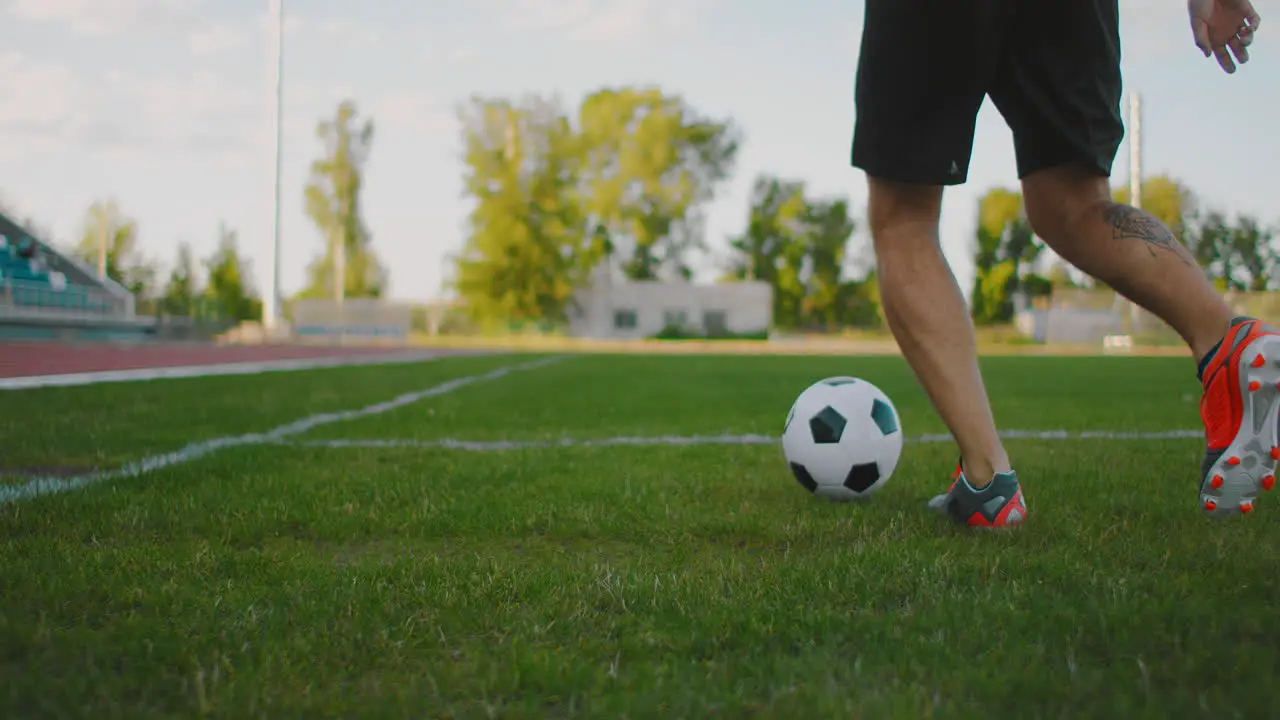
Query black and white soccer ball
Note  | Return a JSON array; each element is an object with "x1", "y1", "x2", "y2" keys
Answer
[{"x1": 781, "y1": 376, "x2": 903, "y2": 501}]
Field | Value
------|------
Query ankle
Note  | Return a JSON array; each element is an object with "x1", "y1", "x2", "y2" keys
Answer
[
  {"x1": 1191, "y1": 312, "x2": 1238, "y2": 365},
  {"x1": 961, "y1": 452, "x2": 1012, "y2": 489}
]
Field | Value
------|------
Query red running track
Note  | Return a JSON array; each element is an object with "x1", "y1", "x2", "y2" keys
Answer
[{"x1": 0, "y1": 342, "x2": 438, "y2": 379}]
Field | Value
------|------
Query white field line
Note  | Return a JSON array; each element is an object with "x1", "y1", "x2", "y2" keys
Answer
[
  {"x1": 283, "y1": 428, "x2": 1204, "y2": 452},
  {"x1": 0, "y1": 355, "x2": 566, "y2": 503},
  {"x1": 0, "y1": 349, "x2": 475, "y2": 391}
]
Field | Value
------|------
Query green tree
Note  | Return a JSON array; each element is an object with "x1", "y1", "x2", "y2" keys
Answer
[
  {"x1": 578, "y1": 87, "x2": 739, "y2": 280},
  {"x1": 726, "y1": 178, "x2": 803, "y2": 273},
  {"x1": 970, "y1": 188, "x2": 1041, "y2": 324},
  {"x1": 1228, "y1": 215, "x2": 1276, "y2": 291},
  {"x1": 725, "y1": 176, "x2": 810, "y2": 327},
  {"x1": 725, "y1": 175, "x2": 860, "y2": 329},
  {"x1": 299, "y1": 100, "x2": 387, "y2": 300},
  {"x1": 1188, "y1": 210, "x2": 1231, "y2": 279},
  {"x1": 204, "y1": 223, "x2": 261, "y2": 321},
  {"x1": 802, "y1": 197, "x2": 857, "y2": 327},
  {"x1": 844, "y1": 269, "x2": 885, "y2": 328},
  {"x1": 1190, "y1": 212, "x2": 1277, "y2": 291},
  {"x1": 160, "y1": 241, "x2": 199, "y2": 316},
  {"x1": 451, "y1": 95, "x2": 600, "y2": 324},
  {"x1": 74, "y1": 199, "x2": 156, "y2": 297}
]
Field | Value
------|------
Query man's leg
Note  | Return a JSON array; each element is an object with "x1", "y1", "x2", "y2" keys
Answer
[
  {"x1": 997, "y1": 0, "x2": 1280, "y2": 517},
  {"x1": 852, "y1": 0, "x2": 1028, "y2": 527},
  {"x1": 866, "y1": 179, "x2": 1011, "y2": 486},
  {"x1": 1020, "y1": 165, "x2": 1233, "y2": 360},
  {"x1": 1020, "y1": 163, "x2": 1280, "y2": 518}
]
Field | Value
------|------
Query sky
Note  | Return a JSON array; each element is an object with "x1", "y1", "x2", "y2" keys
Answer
[{"x1": 1, "y1": 0, "x2": 1277, "y2": 307}]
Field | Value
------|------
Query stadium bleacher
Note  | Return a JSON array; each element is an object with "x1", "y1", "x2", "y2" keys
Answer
[
  {"x1": 0, "y1": 212, "x2": 155, "y2": 341},
  {"x1": 0, "y1": 233, "x2": 116, "y2": 315},
  {"x1": 0, "y1": 212, "x2": 245, "y2": 342}
]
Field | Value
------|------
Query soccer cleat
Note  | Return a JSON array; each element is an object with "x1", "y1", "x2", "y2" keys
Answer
[
  {"x1": 1198, "y1": 316, "x2": 1280, "y2": 518},
  {"x1": 927, "y1": 460, "x2": 1027, "y2": 528}
]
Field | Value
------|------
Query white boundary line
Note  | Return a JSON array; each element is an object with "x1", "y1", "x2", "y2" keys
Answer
[
  {"x1": 0, "y1": 349, "x2": 478, "y2": 391},
  {"x1": 0, "y1": 355, "x2": 566, "y2": 503},
  {"x1": 281, "y1": 428, "x2": 1203, "y2": 452}
]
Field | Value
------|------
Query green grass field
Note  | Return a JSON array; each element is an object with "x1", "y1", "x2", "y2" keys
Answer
[{"x1": 3, "y1": 351, "x2": 1279, "y2": 718}]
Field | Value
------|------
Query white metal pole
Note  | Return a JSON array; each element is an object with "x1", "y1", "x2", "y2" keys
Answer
[
  {"x1": 1129, "y1": 93, "x2": 1142, "y2": 212},
  {"x1": 1126, "y1": 92, "x2": 1143, "y2": 334},
  {"x1": 264, "y1": 0, "x2": 284, "y2": 331}
]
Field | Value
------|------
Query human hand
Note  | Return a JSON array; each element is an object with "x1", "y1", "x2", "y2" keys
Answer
[{"x1": 1189, "y1": 0, "x2": 1261, "y2": 73}]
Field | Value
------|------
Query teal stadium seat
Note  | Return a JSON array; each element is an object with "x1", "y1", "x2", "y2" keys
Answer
[{"x1": 0, "y1": 234, "x2": 94, "y2": 312}]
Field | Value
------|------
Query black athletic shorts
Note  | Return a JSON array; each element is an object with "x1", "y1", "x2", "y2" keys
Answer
[{"x1": 850, "y1": 0, "x2": 1125, "y2": 186}]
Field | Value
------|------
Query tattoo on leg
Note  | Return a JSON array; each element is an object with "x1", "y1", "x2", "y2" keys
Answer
[{"x1": 1101, "y1": 203, "x2": 1192, "y2": 266}]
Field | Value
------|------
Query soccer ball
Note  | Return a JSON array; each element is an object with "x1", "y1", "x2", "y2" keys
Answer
[{"x1": 781, "y1": 376, "x2": 904, "y2": 501}]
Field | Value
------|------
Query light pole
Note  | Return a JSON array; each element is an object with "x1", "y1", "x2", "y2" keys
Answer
[
  {"x1": 1129, "y1": 92, "x2": 1142, "y2": 212},
  {"x1": 1125, "y1": 92, "x2": 1143, "y2": 335},
  {"x1": 264, "y1": 0, "x2": 285, "y2": 332}
]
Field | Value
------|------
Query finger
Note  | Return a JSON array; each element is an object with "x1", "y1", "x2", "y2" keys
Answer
[
  {"x1": 1214, "y1": 45, "x2": 1237, "y2": 72},
  {"x1": 1230, "y1": 35, "x2": 1251, "y2": 64},
  {"x1": 1192, "y1": 17, "x2": 1213, "y2": 56},
  {"x1": 1237, "y1": 26, "x2": 1254, "y2": 47},
  {"x1": 1244, "y1": 3, "x2": 1261, "y2": 30}
]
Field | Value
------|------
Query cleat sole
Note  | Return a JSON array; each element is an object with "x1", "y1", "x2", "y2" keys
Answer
[{"x1": 1203, "y1": 334, "x2": 1280, "y2": 518}]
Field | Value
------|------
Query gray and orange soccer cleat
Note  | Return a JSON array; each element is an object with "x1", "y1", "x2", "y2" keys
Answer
[
  {"x1": 1197, "y1": 316, "x2": 1280, "y2": 517},
  {"x1": 928, "y1": 460, "x2": 1027, "y2": 528}
]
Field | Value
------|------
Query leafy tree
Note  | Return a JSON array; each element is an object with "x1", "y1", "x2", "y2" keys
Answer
[
  {"x1": 578, "y1": 87, "x2": 739, "y2": 280},
  {"x1": 725, "y1": 176, "x2": 810, "y2": 327},
  {"x1": 1019, "y1": 272, "x2": 1053, "y2": 299},
  {"x1": 970, "y1": 188, "x2": 1040, "y2": 324},
  {"x1": 1187, "y1": 209, "x2": 1231, "y2": 278},
  {"x1": 204, "y1": 223, "x2": 261, "y2": 321},
  {"x1": 1189, "y1": 212, "x2": 1277, "y2": 291},
  {"x1": 1227, "y1": 215, "x2": 1276, "y2": 291},
  {"x1": 726, "y1": 178, "x2": 804, "y2": 278},
  {"x1": 725, "y1": 174, "x2": 861, "y2": 329},
  {"x1": 299, "y1": 100, "x2": 387, "y2": 300},
  {"x1": 976, "y1": 260, "x2": 1019, "y2": 323},
  {"x1": 74, "y1": 199, "x2": 156, "y2": 297},
  {"x1": 972, "y1": 188, "x2": 1020, "y2": 274},
  {"x1": 802, "y1": 197, "x2": 857, "y2": 327},
  {"x1": 160, "y1": 241, "x2": 199, "y2": 316},
  {"x1": 450, "y1": 86, "x2": 739, "y2": 326},
  {"x1": 451, "y1": 95, "x2": 600, "y2": 324},
  {"x1": 845, "y1": 269, "x2": 885, "y2": 328}
]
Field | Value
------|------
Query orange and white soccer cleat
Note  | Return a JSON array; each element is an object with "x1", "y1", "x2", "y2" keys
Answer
[{"x1": 1198, "y1": 316, "x2": 1280, "y2": 517}]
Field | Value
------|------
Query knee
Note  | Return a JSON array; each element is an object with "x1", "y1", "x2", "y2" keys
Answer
[
  {"x1": 1023, "y1": 193, "x2": 1094, "y2": 242},
  {"x1": 1021, "y1": 165, "x2": 1112, "y2": 242},
  {"x1": 866, "y1": 177, "x2": 944, "y2": 254}
]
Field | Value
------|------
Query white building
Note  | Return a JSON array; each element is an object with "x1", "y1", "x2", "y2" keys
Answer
[{"x1": 568, "y1": 266, "x2": 772, "y2": 339}]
